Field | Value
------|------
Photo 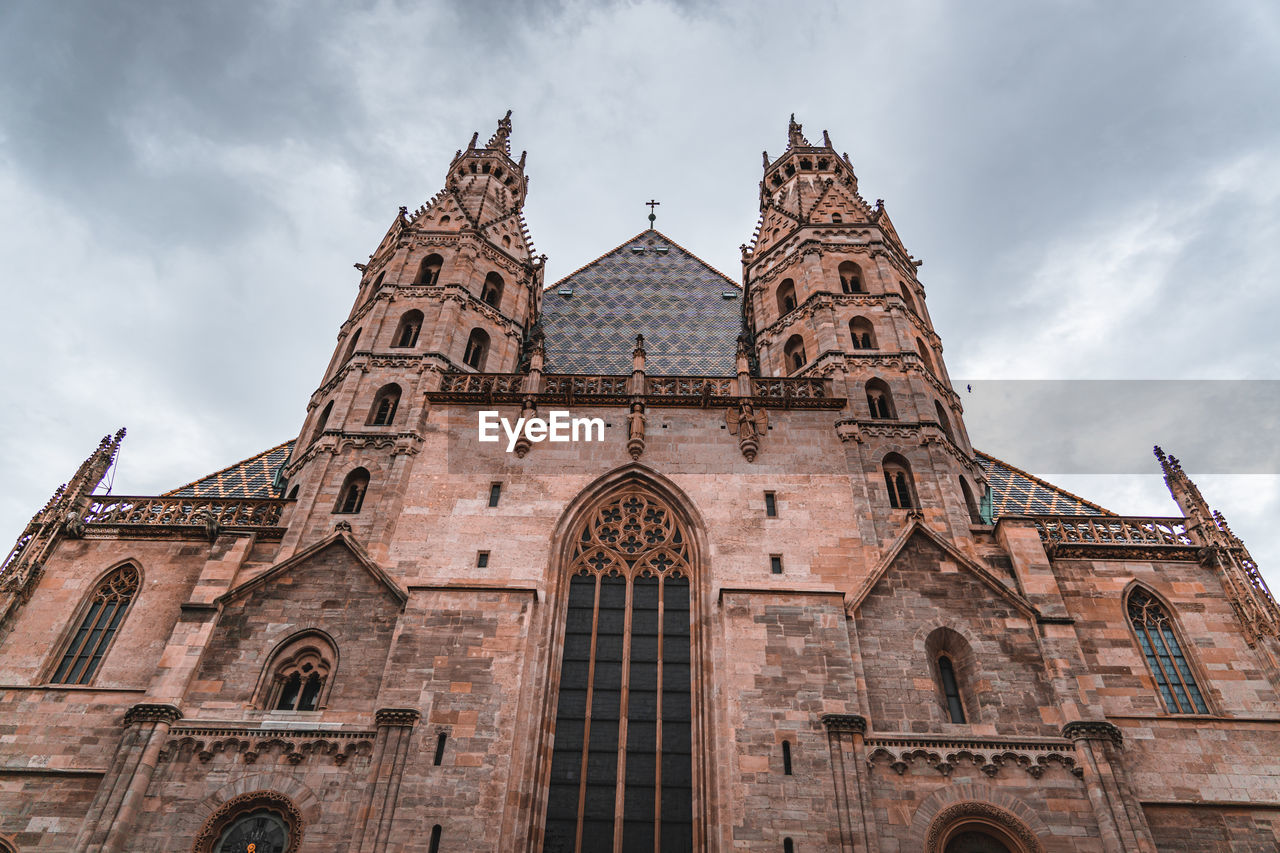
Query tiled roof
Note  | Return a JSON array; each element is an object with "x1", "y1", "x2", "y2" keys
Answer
[
  {"x1": 975, "y1": 451, "x2": 1112, "y2": 517},
  {"x1": 167, "y1": 441, "x2": 1112, "y2": 519},
  {"x1": 540, "y1": 229, "x2": 743, "y2": 376},
  {"x1": 163, "y1": 440, "x2": 293, "y2": 499}
]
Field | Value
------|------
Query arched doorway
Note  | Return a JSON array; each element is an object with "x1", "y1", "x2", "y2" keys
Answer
[
  {"x1": 543, "y1": 482, "x2": 696, "y2": 853},
  {"x1": 926, "y1": 802, "x2": 1043, "y2": 853}
]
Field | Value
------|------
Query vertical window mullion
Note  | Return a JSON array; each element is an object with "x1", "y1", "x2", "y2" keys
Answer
[
  {"x1": 612, "y1": 577, "x2": 635, "y2": 853},
  {"x1": 82, "y1": 599, "x2": 129, "y2": 684},
  {"x1": 68, "y1": 600, "x2": 118, "y2": 684},
  {"x1": 574, "y1": 574, "x2": 603, "y2": 853},
  {"x1": 53, "y1": 601, "x2": 102, "y2": 683}
]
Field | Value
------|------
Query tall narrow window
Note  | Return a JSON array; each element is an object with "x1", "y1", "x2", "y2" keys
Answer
[
  {"x1": 770, "y1": 555, "x2": 783, "y2": 574},
  {"x1": 849, "y1": 316, "x2": 875, "y2": 350},
  {"x1": 917, "y1": 337, "x2": 937, "y2": 376},
  {"x1": 937, "y1": 655, "x2": 966, "y2": 723},
  {"x1": 428, "y1": 825, "x2": 442, "y2": 853},
  {"x1": 764, "y1": 491, "x2": 777, "y2": 517},
  {"x1": 434, "y1": 732, "x2": 448, "y2": 766},
  {"x1": 865, "y1": 378, "x2": 895, "y2": 419},
  {"x1": 463, "y1": 328, "x2": 490, "y2": 371},
  {"x1": 417, "y1": 253, "x2": 444, "y2": 285},
  {"x1": 883, "y1": 453, "x2": 916, "y2": 510},
  {"x1": 311, "y1": 400, "x2": 333, "y2": 446},
  {"x1": 776, "y1": 278, "x2": 798, "y2": 315},
  {"x1": 899, "y1": 282, "x2": 918, "y2": 313},
  {"x1": 784, "y1": 839, "x2": 795, "y2": 853},
  {"x1": 481, "y1": 271, "x2": 505, "y2": 308},
  {"x1": 344, "y1": 328, "x2": 362, "y2": 362},
  {"x1": 51, "y1": 564, "x2": 139, "y2": 684},
  {"x1": 393, "y1": 310, "x2": 423, "y2": 348},
  {"x1": 335, "y1": 468, "x2": 370, "y2": 514},
  {"x1": 368, "y1": 384, "x2": 402, "y2": 426},
  {"x1": 781, "y1": 740, "x2": 793, "y2": 775},
  {"x1": 783, "y1": 334, "x2": 806, "y2": 375},
  {"x1": 1128, "y1": 588, "x2": 1209, "y2": 714},
  {"x1": 544, "y1": 486, "x2": 693, "y2": 853},
  {"x1": 838, "y1": 260, "x2": 862, "y2": 293},
  {"x1": 489, "y1": 482, "x2": 503, "y2": 507}
]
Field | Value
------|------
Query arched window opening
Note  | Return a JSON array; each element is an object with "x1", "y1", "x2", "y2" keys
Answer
[
  {"x1": 838, "y1": 261, "x2": 863, "y2": 294},
  {"x1": 416, "y1": 253, "x2": 444, "y2": 285},
  {"x1": 882, "y1": 452, "x2": 915, "y2": 509},
  {"x1": 428, "y1": 825, "x2": 442, "y2": 853},
  {"x1": 959, "y1": 478, "x2": 983, "y2": 525},
  {"x1": 393, "y1": 310, "x2": 423, "y2": 348},
  {"x1": 934, "y1": 400, "x2": 954, "y2": 440},
  {"x1": 463, "y1": 328, "x2": 490, "y2": 371},
  {"x1": 265, "y1": 635, "x2": 335, "y2": 712},
  {"x1": 782, "y1": 739, "x2": 793, "y2": 775},
  {"x1": 368, "y1": 384, "x2": 402, "y2": 426},
  {"x1": 917, "y1": 337, "x2": 937, "y2": 376},
  {"x1": 944, "y1": 830, "x2": 1013, "y2": 853},
  {"x1": 344, "y1": 328, "x2": 362, "y2": 362},
  {"x1": 850, "y1": 316, "x2": 876, "y2": 350},
  {"x1": 1127, "y1": 588, "x2": 1209, "y2": 714},
  {"x1": 481, "y1": 271, "x2": 505, "y2": 308},
  {"x1": 335, "y1": 468, "x2": 369, "y2": 514},
  {"x1": 543, "y1": 485, "x2": 694, "y2": 852},
  {"x1": 865, "y1": 378, "x2": 895, "y2": 420},
  {"x1": 372, "y1": 271, "x2": 386, "y2": 291},
  {"x1": 937, "y1": 655, "x2": 966, "y2": 723},
  {"x1": 311, "y1": 400, "x2": 333, "y2": 445},
  {"x1": 286, "y1": 485, "x2": 300, "y2": 501},
  {"x1": 776, "y1": 278, "x2": 798, "y2": 315},
  {"x1": 900, "y1": 282, "x2": 918, "y2": 313},
  {"x1": 194, "y1": 790, "x2": 303, "y2": 853},
  {"x1": 50, "y1": 564, "x2": 139, "y2": 685},
  {"x1": 433, "y1": 732, "x2": 448, "y2": 766},
  {"x1": 831, "y1": 213, "x2": 842, "y2": 223},
  {"x1": 783, "y1": 334, "x2": 807, "y2": 374},
  {"x1": 784, "y1": 839, "x2": 795, "y2": 853}
]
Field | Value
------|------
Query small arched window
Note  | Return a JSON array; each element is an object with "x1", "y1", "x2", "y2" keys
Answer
[
  {"x1": 783, "y1": 334, "x2": 807, "y2": 374},
  {"x1": 776, "y1": 278, "x2": 798, "y2": 315},
  {"x1": 959, "y1": 477, "x2": 983, "y2": 525},
  {"x1": 917, "y1": 337, "x2": 937, "y2": 376},
  {"x1": 463, "y1": 328, "x2": 490, "y2": 371},
  {"x1": 849, "y1": 316, "x2": 875, "y2": 350},
  {"x1": 934, "y1": 400, "x2": 954, "y2": 440},
  {"x1": 882, "y1": 452, "x2": 915, "y2": 509},
  {"x1": 865, "y1": 378, "x2": 895, "y2": 419},
  {"x1": 262, "y1": 632, "x2": 336, "y2": 712},
  {"x1": 481, "y1": 272, "x2": 505, "y2": 309},
  {"x1": 1127, "y1": 588, "x2": 1209, "y2": 714},
  {"x1": 372, "y1": 271, "x2": 386, "y2": 291},
  {"x1": 368, "y1": 384, "x2": 401, "y2": 426},
  {"x1": 838, "y1": 260, "x2": 862, "y2": 294},
  {"x1": 393, "y1": 310, "x2": 423, "y2": 348},
  {"x1": 416, "y1": 253, "x2": 444, "y2": 285},
  {"x1": 311, "y1": 400, "x2": 333, "y2": 445},
  {"x1": 926, "y1": 627, "x2": 978, "y2": 724},
  {"x1": 51, "y1": 564, "x2": 140, "y2": 684},
  {"x1": 344, "y1": 328, "x2": 362, "y2": 362},
  {"x1": 900, "y1": 282, "x2": 918, "y2": 313},
  {"x1": 335, "y1": 467, "x2": 370, "y2": 514},
  {"x1": 937, "y1": 655, "x2": 966, "y2": 723},
  {"x1": 831, "y1": 213, "x2": 842, "y2": 223}
]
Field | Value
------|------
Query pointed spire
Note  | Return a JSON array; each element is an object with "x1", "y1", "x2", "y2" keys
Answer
[
  {"x1": 486, "y1": 109, "x2": 513, "y2": 153},
  {"x1": 787, "y1": 113, "x2": 810, "y2": 149},
  {"x1": 1154, "y1": 445, "x2": 1214, "y2": 530}
]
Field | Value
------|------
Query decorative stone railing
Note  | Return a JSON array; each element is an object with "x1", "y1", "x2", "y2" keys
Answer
[
  {"x1": 83, "y1": 496, "x2": 291, "y2": 533},
  {"x1": 428, "y1": 372, "x2": 842, "y2": 409},
  {"x1": 1031, "y1": 516, "x2": 1193, "y2": 547}
]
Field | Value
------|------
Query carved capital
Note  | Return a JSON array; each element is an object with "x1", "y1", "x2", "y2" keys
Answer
[
  {"x1": 821, "y1": 713, "x2": 867, "y2": 734},
  {"x1": 124, "y1": 702, "x2": 183, "y2": 726},
  {"x1": 1061, "y1": 720, "x2": 1123, "y2": 747},
  {"x1": 375, "y1": 707, "x2": 421, "y2": 727}
]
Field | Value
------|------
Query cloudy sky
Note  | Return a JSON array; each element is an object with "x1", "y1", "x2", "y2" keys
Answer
[{"x1": 2, "y1": 1, "x2": 1278, "y2": 585}]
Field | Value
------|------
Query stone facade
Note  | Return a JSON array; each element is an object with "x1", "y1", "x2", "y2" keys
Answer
[{"x1": 2, "y1": 114, "x2": 1279, "y2": 852}]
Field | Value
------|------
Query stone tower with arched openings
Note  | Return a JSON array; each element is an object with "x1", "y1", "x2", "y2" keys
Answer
[
  {"x1": 278, "y1": 111, "x2": 546, "y2": 557},
  {"x1": 742, "y1": 114, "x2": 988, "y2": 543}
]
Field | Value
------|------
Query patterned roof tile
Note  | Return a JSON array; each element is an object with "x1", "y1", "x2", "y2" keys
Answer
[{"x1": 164, "y1": 440, "x2": 292, "y2": 499}]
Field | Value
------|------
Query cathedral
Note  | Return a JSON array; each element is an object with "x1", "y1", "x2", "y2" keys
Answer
[{"x1": 3, "y1": 112, "x2": 1280, "y2": 852}]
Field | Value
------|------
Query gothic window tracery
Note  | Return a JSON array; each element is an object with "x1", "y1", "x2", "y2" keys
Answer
[
  {"x1": 262, "y1": 633, "x2": 335, "y2": 712},
  {"x1": 51, "y1": 564, "x2": 139, "y2": 685},
  {"x1": 1127, "y1": 588, "x2": 1209, "y2": 714},
  {"x1": 193, "y1": 791, "x2": 303, "y2": 853},
  {"x1": 544, "y1": 486, "x2": 694, "y2": 853}
]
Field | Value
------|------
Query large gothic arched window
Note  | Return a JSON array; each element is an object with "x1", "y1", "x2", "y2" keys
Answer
[
  {"x1": 51, "y1": 564, "x2": 139, "y2": 684},
  {"x1": 544, "y1": 486, "x2": 694, "y2": 853},
  {"x1": 1127, "y1": 588, "x2": 1209, "y2": 714}
]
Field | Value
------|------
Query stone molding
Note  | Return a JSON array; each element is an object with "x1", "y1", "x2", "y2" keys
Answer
[
  {"x1": 192, "y1": 789, "x2": 305, "y2": 853},
  {"x1": 1061, "y1": 720, "x2": 1124, "y2": 747},
  {"x1": 925, "y1": 801, "x2": 1045, "y2": 853},
  {"x1": 866, "y1": 734, "x2": 1080, "y2": 779},
  {"x1": 159, "y1": 726, "x2": 377, "y2": 767},
  {"x1": 123, "y1": 702, "x2": 182, "y2": 726},
  {"x1": 820, "y1": 713, "x2": 868, "y2": 734},
  {"x1": 374, "y1": 707, "x2": 421, "y2": 727}
]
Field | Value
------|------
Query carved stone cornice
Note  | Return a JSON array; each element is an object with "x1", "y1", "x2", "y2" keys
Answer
[
  {"x1": 160, "y1": 725, "x2": 376, "y2": 767},
  {"x1": 867, "y1": 733, "x2": 1080, "y2": 779},
  {"x1": 374, "y1": 707, "x2": 422, "y2": 727},
  {"x1": 821, "y1": 713, "x2": 867, "y2": 734},
  {"x1": 123, "y1": 702, "x2": 182, "y2": 726},
  {"x1": 283, "y1": 429, "x2": 424, "y2": 475},
  {"x1": 1061, "y1": 720, "x2": 1123, "y2": 747}
]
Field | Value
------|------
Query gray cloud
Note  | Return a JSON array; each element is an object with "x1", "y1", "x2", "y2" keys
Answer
[{"x1": 2, "y1": 0, "x2": 1278, "y2": 586}]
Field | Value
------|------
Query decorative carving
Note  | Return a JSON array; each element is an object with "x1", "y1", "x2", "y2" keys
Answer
[
  {"x1": 726, "y1": 400, "x2": 768, "y2": 462},
  {"x1": 83, "y1": 496, "x2": 287, "y2": 531},
  {"x1": 334, "y1": 521, "x2": 353, "y2": 533},
  {"x1": 123, "y1": 702, "x2": 182, "y2": 726},
  {"x1": 820, "y1": 713, "x2": 867, "y2": 734},
  {"x1": 62, "y1": 511, "x2": 85, "y2": 538},
  {"x1": 626, "y1": 402, "x2": 646, "y2": 460},
  {"x1": 570, "y1": 488, "x2": 690, "y2": 581},
  {"x1": 1061, "y1": 720, "x2": 1123, "y2": 747},
  {"x1": 191, "y1": 789, "x2": 305, "y2": 853},
  {"x1": 924, "y1": 801, "x2": 1045, "y2": 853},
  {"x1": 160, "y1": 726, "x2": 376, "y2": 768},
  {"x1": 190, "y1": 509, "x2": 220, "y2": 542},
  {"x1": 866, "y1": 734, "x2": 1079, "y2": 780},
  {"x1": 375, "y1": 707, "x2": 422, "y2": 726}
]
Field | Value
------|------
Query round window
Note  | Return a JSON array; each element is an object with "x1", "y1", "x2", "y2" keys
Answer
[{"x1": 213, "y1": 809, "x2": 290, "y2": 853}]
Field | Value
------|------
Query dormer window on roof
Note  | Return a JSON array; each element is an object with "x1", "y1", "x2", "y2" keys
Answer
[{"x1": 631, "y1": 246, "x2": 645, "y2": 253}]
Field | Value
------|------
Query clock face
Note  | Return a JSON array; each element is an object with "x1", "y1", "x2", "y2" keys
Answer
[{"x1": 214, "y1": 809, "x2": 290, "y2": 853}]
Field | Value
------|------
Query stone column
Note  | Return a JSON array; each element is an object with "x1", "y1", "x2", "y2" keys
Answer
[
  {"x1": 355, "y1": 707, "x2": 421, "y2": 853},
  {"x1": 821, "y1": 714, "x2": 876, "y2": 853},
  {"x1": 73, "y1": 702, "x2": 182, "y2": 853},
  {"x1": 1062, "y1": 721, "x2": 1156, "y2": 853}
]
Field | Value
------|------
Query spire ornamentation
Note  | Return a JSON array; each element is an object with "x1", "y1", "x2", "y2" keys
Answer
[
  {"x1": 787, "y1": 113, "x2": 810, "y2": 149},
  {"x1": 486, "y1": 110, "x2": 514, "y2": 153}
]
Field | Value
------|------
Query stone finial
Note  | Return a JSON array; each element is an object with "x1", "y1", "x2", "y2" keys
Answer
[
  {"x1": 486, "y1": 109, "x2": 513, "y2": 153},
  {"x1": 787, "y1": 113, "x2": 809, "y2": 148}
]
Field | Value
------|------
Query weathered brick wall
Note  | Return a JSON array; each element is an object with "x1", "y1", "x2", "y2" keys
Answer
[
  {"x1": 1144, "y1": 805, "x2": 1280, "y2": 851},
  {"x1": 0, "y1": 772, "x2": 101, "y2": 850}
]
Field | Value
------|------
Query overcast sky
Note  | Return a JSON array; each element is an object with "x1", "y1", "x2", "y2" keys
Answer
[{"x1": 2, "y1": 1, "x2": 1278, "y2": 587}]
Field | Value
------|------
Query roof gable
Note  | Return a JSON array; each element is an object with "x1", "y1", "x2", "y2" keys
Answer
[{"x1": 218, "y1": 532, "x2": 407, "y2": 606}]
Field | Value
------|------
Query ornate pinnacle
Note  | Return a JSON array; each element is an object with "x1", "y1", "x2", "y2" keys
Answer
[
  {"x1": 486, "y1": 109, "x2": 513, "y2": 153},
  {"x1": 787, "y1": 113, "x2": 809, "y2": 148}
]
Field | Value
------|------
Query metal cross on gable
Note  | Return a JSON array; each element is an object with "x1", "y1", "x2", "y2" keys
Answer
[{"x1": 646, "y1": 199, "x2": 660, "y2": 228}]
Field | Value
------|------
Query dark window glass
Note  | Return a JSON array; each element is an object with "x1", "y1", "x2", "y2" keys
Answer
[
  {"x1": 51, "y1": 566, "x2": 138, "y2": 685},
  {"x1": 428, "y1": 824, "x2": 442, "y2": 853},
  {"x1": 782, "y1": 740, "x2": 792, "y2": 775},
  {"x1": 477, "y1": 551, "x2": 489, "y2": 568},
  {"x1": 1128, "y1": 589, "x2": 1208, "y2": 714},
  {"x1": 489, "y1": 482, "x2": 502, "y2": 507},
  {"x1": 764, "y1": 492, "x2": 777, "y2": 517},
  {"x1": 434, "y1": 732, "x2": 447, "y2": 766},
  {"x1": 770, "y1": 555, "x2": 783, "y2": 574},
  {"x1": 938, "y1": 655, "x2": 966, "y2": 723}
]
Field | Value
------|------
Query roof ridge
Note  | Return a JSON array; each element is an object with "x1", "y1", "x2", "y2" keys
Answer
[
  {"x1": 162, "y1": 439, "x2": 294, "y2": 497},
  {"x1": 974, "y1": 449, "x2": 1116, "y2": 516},
  {"x1": 545, "y1": 228, "x2": 740, "y2": 292}
]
